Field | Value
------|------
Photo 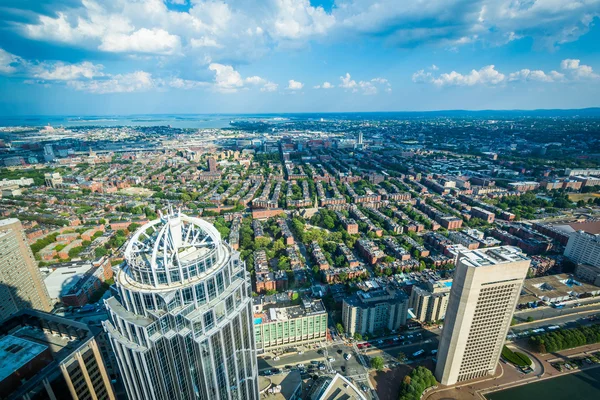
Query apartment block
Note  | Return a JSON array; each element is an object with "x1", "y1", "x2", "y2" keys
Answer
[
  {"x1": 342, "y1": 287, "x2": 409, "y2": 336},
  {"x1": 0, "y1": 218, "x2": 52, "y2": 320},
  {"x1": 564, "y1": 231, "x2": 600, "y2": 267},
  {"x1": 254, "y1": 298, "x2": 328, "y2": 352},
  {"x1": 409, "y1": 279, "x2": 452, "y2": 323}
]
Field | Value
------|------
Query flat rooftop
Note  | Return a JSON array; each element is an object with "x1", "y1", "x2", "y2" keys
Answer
[
  {"x1": 0, "y1": 335, "x2": 48, "y2": 383},
  {"x1": 458, "y1": 246, "x2": 529, "y2": 268},
  {"x1": 0, "y1": 218, "x2": 19, "y2": 228},
  {"x1": 522, "y1": 273, "x2": 600, "y2": 301},
  {"x1": 255, "y1": 299, "x2": 326, "y2": 323},
  {"x1": 43, "y1": 262, "x2": 94, "y2": 299},
  {"x1": 259, "y1": 372, "x2": 302, "y2": 400}
]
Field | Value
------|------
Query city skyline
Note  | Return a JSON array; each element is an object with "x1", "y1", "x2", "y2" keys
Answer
[{"x1": 0, "y1": 1, "x2": 599, "y2": 115}]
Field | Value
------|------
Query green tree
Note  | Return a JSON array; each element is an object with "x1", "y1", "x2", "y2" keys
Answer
[
  {"x1": 370, "y1": 356, "x2": 385, "y2": 371},
  {"x1": 95, "y1": 247, "x2": 108, "y2": 258},
  {"x1": 353, "y1": 333, "x2": 363, "y2": 341}
]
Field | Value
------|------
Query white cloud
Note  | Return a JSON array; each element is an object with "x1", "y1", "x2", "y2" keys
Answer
[
  {"x1": 338, "y1": 73, "x2": 391, "y2": 94},
  {"x1": 414, "y1": 59, "x2": 600, "y2": 87},
  {"x1": 287, "y1": 79, "x2": 304, "y2": 90},
  {"x1": 414, "y1": 65, "x2": 505, "y2": 86},
  {"x1": 0, "y1": 48, "x2": 23, "y2": 74},
  {"x1": 339, "y1": 73, "x2": 357, "y2": 90},
  {"x1": 68, "y1": 71, "x2": 155, "y2": 94},
  {"x1": 508, "y1": 69, "x2": 564, "y2": 83},
  {"x1": 99, "y1": 28, "x2": 181, "y2": 55},
  {"x1": 209, "y1": 63, "x2": 244, "y2": 93},
  {"x1": 333, "y1": 0, "x2": 600, "y2": 49},
  {"x1": 32, "y1": 61, "x2": 104, "y2": 81},
  {"x1": 209, "y1": 63, "x2": 277, "y2": 93},
  {"x1": 314, "y1": 81, "x2": 334, "y2": 89},
  {"x1": 11, "y1": 0, "x2": 600, "y2": 67},
  {"x1": 561, "y1": 58, "x2": 599, "y2": 79},
  {"x1": 271, "y1": 0, "x2": 336, "y2": 40}
]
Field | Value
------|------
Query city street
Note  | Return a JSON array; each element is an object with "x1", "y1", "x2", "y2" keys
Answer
[{"x1": 514, "y1": 297, "x2": 600, "y2": 323}]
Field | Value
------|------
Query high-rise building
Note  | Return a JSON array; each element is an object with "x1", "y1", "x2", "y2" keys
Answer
[
  {"x1": 357, "y1": 131, "x2": 363, "y2": 146},
  {"x1": 103, "y1": 211, "x2": 259, "y2": 400},
  {"x1": 0, "y1": 218, "x2": 52, "y2": 321},
  {"x1": 435, "y1": 246, "x2": 530, "y2": 385},
  {"x1": 0, "y1": 309, "x2": 116, "y2": 400},
  {"x1": 342, "y1": 287, "x2": 409, "y2": 336},
  {"x1": 207, "y1": 156, "x2": 218, "y2": 172},
  {"x1": 564, "y1": 230, "x2": 600, "y2": 267}
]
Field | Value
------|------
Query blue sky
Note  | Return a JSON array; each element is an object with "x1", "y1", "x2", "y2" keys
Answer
[{"x1": 0, "y1": 0, "x2": 599, "y2": 115}]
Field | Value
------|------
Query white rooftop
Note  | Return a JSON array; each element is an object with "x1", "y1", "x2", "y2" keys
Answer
[
  {"x1": 43, "y1": 263, "x2": 94, "y2": 299},
  {"x1": 458, "y1": 246, "x2": 529, "y2": 268}
]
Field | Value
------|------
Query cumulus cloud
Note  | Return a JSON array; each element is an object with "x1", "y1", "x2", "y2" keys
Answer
[
  {"x1": 4, "y1": 0, "x2": 599, "y2": 70},
  {"x1": 339, "y1": 73, "x2": 357, "y2": 90},
  {"x1": 412, "y1": 65, "x2": 505, "y2": 86},
  {"x1": 508, "y1": 69, "x2": 564, "y2": 83},
  {"x1": 271, "y1": 0, "x2": 335, "y2": 40},
  {"x1": 68, "y1": 71, "x2": 155, "y2": 94},
  {"x1": 287, "y1": 79, "x2": 304, "y2": 90},
  {"x1": 209, "y1": 63, "x2": 276, "y2": 93},
  {"x1": 99, "y1": 28, "x2": 181, "y2": 55},
  {"x1": 338, "y1": 73, "x2": 391, "y2": 94},
  {"x1": 561, "y1": 59, "x2": 599, "y2": 80},
  {"x1": 209, "y1": 63, "x2": 244, "y2": 93},
  {"x1": 414, "y1": 59, "x2": 600, "y2": 87},
  {"x1": 32, "y1": 61, "x2": 104, "y2": 80}
]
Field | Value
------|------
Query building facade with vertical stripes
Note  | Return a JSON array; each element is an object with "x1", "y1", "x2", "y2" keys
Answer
[
  {"x1": 0, "y1": 310, "x2": 116, "y2": 400},
  {"x1": 103, "y1": 212, "x2": 258, "y2": 400}
]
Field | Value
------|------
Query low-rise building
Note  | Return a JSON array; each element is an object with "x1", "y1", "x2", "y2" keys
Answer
[{"x1": 254, "y1": 298, "x2": 328, "y2": 352}]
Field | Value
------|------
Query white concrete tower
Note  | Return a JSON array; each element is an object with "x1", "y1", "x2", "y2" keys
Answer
[{"x1": 435, "y1": 246, "x2": 530, "y2": 385}]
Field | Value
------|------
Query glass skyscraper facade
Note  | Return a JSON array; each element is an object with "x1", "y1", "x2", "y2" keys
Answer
[{"x1": 103, "y1": 212, "x2": 258, "y2": 400}]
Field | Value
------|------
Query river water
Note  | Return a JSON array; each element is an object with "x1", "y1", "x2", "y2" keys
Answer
[{"x1": 485, "y1": 367, "x2": 600, "y2": 400}]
